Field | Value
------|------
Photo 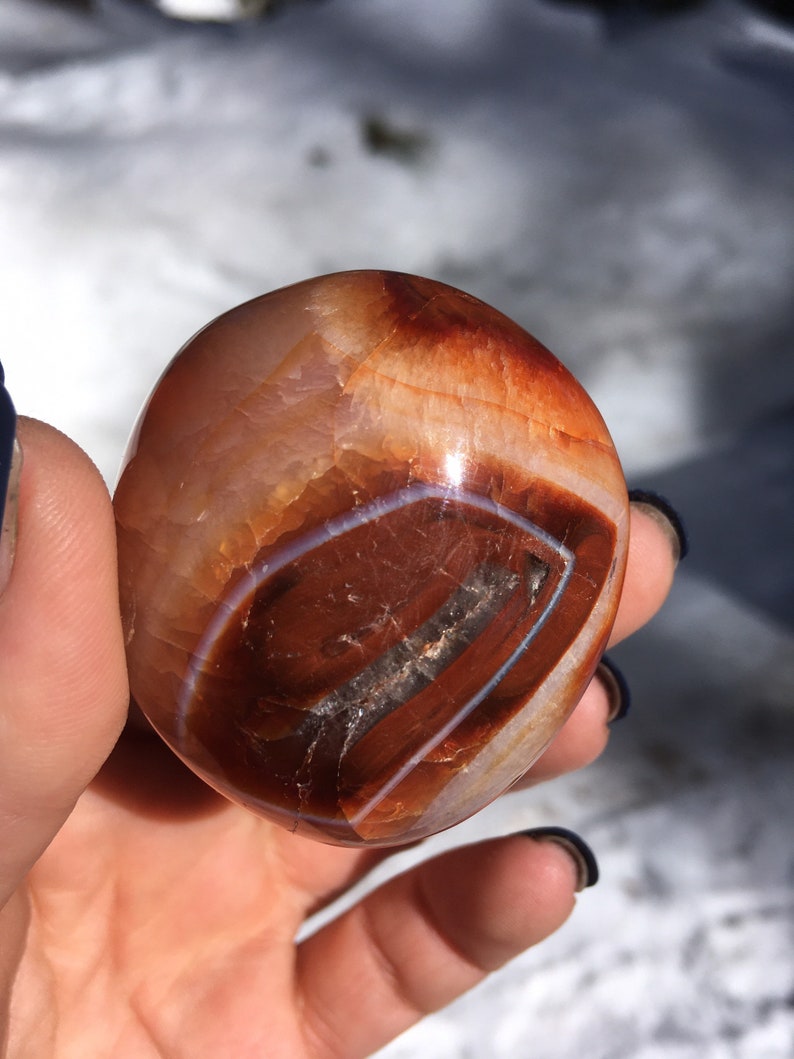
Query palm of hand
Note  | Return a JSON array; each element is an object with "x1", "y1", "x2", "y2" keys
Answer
[
  {"x1": 19, "y1": 734, "x2": 377, "y2": 1059},
  {"x1": 15, "y1": 722, "x2": 598, "y2": 1059}
]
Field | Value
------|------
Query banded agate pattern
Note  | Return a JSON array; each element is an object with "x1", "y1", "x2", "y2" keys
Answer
[{"x1": 114, "y1": 271, "x2": 628, "y2": 846}]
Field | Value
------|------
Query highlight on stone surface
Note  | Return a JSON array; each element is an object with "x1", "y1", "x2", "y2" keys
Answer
[{"x1": 113, "y1": 271, "x2": 629, "y2": 847}]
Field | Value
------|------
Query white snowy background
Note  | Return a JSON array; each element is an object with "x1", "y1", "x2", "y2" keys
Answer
[{"x1": 1, "y1": 0, "x2": 793, "y2": 1056}]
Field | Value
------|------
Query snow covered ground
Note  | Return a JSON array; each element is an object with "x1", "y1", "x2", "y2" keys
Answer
[{"x1": 1, "y1": 1, "x2": 792, "y2": 1055}]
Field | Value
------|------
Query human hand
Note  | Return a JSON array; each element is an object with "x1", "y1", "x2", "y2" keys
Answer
[{"x1": 0, "y1": 409, "x2": 682, "y2": 1059}]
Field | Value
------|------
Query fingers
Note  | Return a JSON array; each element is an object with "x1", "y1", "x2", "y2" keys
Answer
[
  {"x1": 522, "y1": 669, "x2": 613, "y2": 785},
  {"x1": 0, "y1": 419, "x2": 129, "y2": 906},
  {"x1": 295, "y1": 832, "x2": 589, "y2": 1059},
  {"x1": 515, "y1": 496, "x2": 684, "y2": 788},
  {"x1": 299, "y1": 493, "x2": 684, "y2": 907},
  {"x1": 608, "y1": 499, "x2": 681, "y2": 646},
  {"x1": 295, "y1": 496, "x2": 684, "y2": 1055}
]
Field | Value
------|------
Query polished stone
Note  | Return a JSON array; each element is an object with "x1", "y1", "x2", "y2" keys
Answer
[{"x1": 114, "y1": 272, "x2": 628, "y2": 845}]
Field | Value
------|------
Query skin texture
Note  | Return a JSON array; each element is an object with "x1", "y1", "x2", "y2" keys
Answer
[{"x1": 0, "y1": 418, "x2": 677, "y2": 1059}]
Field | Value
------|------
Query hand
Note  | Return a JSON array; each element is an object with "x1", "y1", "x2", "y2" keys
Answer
[{"x1": 0, "y1": 418, "x2": 679, "y2": 1059}]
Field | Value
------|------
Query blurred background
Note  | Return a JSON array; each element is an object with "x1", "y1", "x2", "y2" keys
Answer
[{"x1": 1, "y1": 0, "x2": 792, "y2": 1055}]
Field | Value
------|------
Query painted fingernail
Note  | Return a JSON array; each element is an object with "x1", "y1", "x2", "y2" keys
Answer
[
  {"x1": 628, "y1": 488, "x2": 689, "y2": 562},
  {"x1": 596, "y1": 655, "x2": 631, "y2": 724},
  {"x1": 523, "y1": 826, "x2": 599, "y2": 891},
  {"x1": 0, "y1": 362, "x2": 22, "y2": 597}
]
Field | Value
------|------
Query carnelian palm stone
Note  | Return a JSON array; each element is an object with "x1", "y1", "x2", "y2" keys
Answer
[{"x1": 114, "y1": 271, "x2": 628, "y2": 847}]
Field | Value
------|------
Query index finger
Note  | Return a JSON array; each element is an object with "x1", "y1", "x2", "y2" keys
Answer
[{"x1": 608, "y1": 494, "x2": 686, "y2": 646}]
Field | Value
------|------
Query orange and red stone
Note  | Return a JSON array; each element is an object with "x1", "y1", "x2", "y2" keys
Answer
[{"x1": 114, "y1": 271, "x2": 628, "y2": 846}]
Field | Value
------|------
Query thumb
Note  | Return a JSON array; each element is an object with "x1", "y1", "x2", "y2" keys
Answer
[{"x1": 0, "y1": 417, "x2": 128, "y2": 906}]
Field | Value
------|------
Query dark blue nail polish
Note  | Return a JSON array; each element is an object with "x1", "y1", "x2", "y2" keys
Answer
[
  {"x1": 0, "y1": 361, "x2": 20, "y2": 594},
  {"x1": 522, "y1": 826, "x2": 599, "y2": 890},
  {"x1": 628, "y1": 488, "x2": 689, "y2": 561},
  {"x1": 597, "y1": 655, "x2": 631, "y2": 723},
  {"x1": 0, "y1": 362, "x2": 17, "y2": 528}
]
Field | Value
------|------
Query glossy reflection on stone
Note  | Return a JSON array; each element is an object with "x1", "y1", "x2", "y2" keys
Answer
[{"x1": 114, "y1": 271, "x2": 628, "y2": 846}]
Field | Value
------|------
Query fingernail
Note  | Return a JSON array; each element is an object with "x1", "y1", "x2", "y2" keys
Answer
[
  {"x1": 0, "y1": 362, "x2": 22, "y2": 596},
  {"x1": 522, "y1": 826, "x2": 599, "y2": 891},
  {"x1": 596, "y1": 655, "x2": 631, "y2": 724},
  {"x1": 628, "y1": 488, "x2": 689, "y2": 562}
]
